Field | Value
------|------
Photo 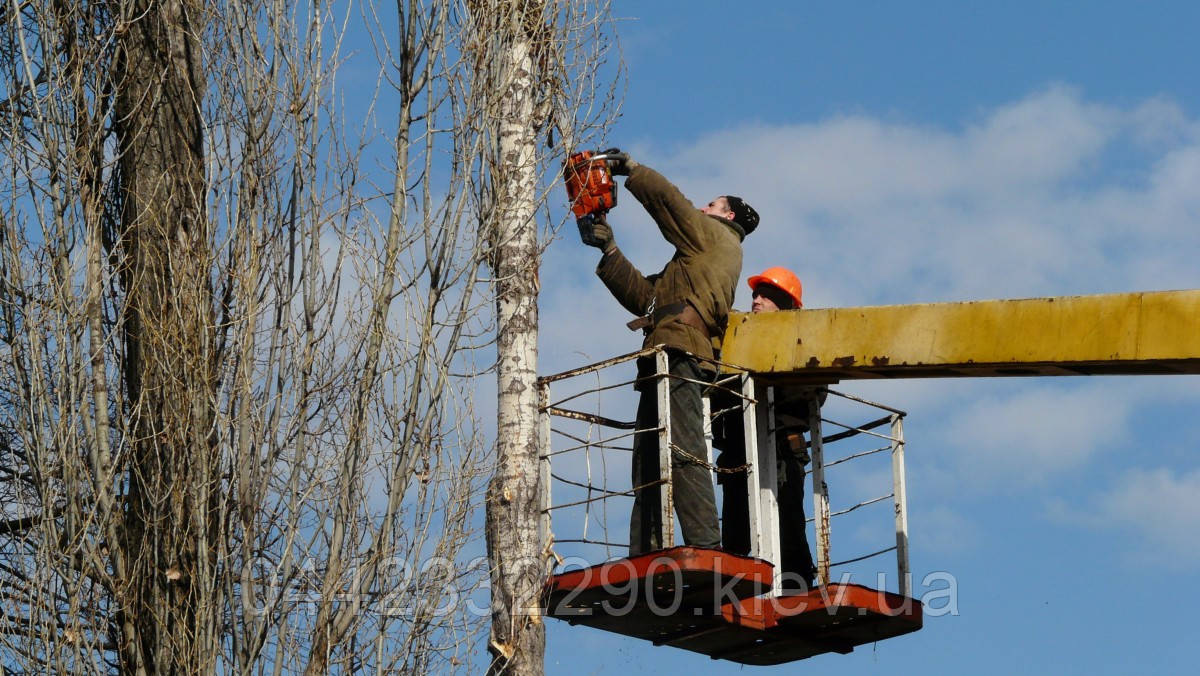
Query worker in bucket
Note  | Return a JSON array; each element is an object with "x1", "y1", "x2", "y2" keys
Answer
[
  {"x1": 715, "y1": 266, "x2": 819, "y2": 590},
  {"x1": 577, "y1": 149, "x2": 758, "y2": 555}
]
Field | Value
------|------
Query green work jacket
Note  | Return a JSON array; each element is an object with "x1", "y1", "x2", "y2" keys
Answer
[{"x1": 596, "y1": 165, "x2": 745, "y2": 364}]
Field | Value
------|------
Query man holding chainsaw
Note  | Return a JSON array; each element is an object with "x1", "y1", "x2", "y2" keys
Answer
[{"x1": 573, "y1": 149, "x2": 758, "y2": 555}]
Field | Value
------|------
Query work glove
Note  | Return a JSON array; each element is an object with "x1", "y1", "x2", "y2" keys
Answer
[
  {"x1": 599, "y1": 147, "x2": 638, "y2": 176},
  {"x1": 577, "y1": 213, "x2": 615, "y2": 252}
]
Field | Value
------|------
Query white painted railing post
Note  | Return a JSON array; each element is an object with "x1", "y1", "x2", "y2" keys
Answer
[
  {"x1": 539, "y1": 382, "x2": 552, "y2": 548},
  {"x1": 808, "y1": 392, "x2": 831, "y2": 587},
  {"x1": 891, "y1": 414, "x2": 911, "y2": 597},
  {"x1": 759, "y1": 384, "x2": 781, "y2": 593},
  {"x1": 656, "y1": 349, "x2": 674, "y2": 548}
]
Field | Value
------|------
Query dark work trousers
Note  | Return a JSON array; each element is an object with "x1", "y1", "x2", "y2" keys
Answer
[
  {"x1": 718, "y1": 432, "x2": 817, "y2": 588},
  {"x1": 628, "y1": 353, "x2": 721, "y2": 555}
]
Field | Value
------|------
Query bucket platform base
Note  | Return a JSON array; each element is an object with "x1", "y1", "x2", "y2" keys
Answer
[{"x1": 545, "y1": 549, "x2": 921, "y2": 665}]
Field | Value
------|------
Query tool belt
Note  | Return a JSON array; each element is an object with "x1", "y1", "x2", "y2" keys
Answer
[{"x1": 626, "y1": 301, "x2": 713, "y2": 338}]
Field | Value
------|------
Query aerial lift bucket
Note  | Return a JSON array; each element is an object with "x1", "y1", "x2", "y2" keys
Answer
[
  {"x1": 539, "y1": 350, "x2": 922, "y2": 664},
  {"x1": 544, "y1": 547, "x2": 921, "y2": 665}
]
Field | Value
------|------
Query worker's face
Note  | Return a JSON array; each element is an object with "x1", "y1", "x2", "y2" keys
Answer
[
  {"x1": 700, "y1": 196, "x2": 734, "y2": 220},
  {"x1": 751, "y1": 284, "x2": 792, "y2": 313}
]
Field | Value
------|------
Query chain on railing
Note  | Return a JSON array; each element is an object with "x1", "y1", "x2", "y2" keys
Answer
[
  {"x1": 538, "y1": 346, "x2": 752, "y2": 564},
  {"x1": 539, "y1": 348, "x2": 911, "y2": 598}
]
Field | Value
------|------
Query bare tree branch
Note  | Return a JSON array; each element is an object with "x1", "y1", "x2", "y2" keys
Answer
[{"x1": 0, "y1": 0, "x2": 619, "y2": 672}]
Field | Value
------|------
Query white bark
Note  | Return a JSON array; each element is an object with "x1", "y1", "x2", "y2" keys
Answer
[{"x1": 486, "y1": 27, "x2": 548, "y2": 675}]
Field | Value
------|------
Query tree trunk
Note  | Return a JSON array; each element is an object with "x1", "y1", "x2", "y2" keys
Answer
[
  {"x1": 485, "y1": 3, "x2": 548, "y2": 674},
  {"x1": 111, "y1": 1, "x2": 217, "y2": 672}
]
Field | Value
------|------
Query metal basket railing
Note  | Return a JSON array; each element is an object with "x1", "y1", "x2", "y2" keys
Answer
[{"x1": 538, "y1": 346, "x2": 911, "y2": 597}]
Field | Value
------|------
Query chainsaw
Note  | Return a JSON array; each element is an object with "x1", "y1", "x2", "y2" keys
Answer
[{"x1": 562, "y1": 150, "x2": 620, "y2": 247}]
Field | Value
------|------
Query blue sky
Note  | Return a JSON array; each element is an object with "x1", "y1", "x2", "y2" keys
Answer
[{"x1": 539, "y1": 2, "x2": 1200, "y2": 674}]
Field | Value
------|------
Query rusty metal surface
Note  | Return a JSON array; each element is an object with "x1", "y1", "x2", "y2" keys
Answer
[
  {"x1": 537, "y1": 346, "x2": 658, "y2": 385},
  {"x1": 545, "y1": 554, "x2": 922, "y2": 666},
  {"x1": 544, "y1": 405, "x2": 635, "y2": 430},
  {"x1": 721, "y1": 290, "x2": 1200, "y2": 381},
  {"x1": 544, "y1": 547, "x2": 773, "y2": 655},
  {"x1": 719, "y1": 583, "x2": 923, "y2": 665}
]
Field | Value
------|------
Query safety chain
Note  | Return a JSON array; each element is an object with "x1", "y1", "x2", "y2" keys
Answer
[{"x1": 668, "y1": 442, "x2": 748, "y2": 474}]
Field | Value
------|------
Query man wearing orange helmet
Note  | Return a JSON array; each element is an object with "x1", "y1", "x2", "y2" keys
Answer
[
  {"x1": 579, "y1": 149, "x2": 759, "y2": 555},
  {"x1": 748, "y1": 266, "x2": 803, "y2": 313},
  {"x1": 715, "y1": 266, "x2": 818, "y2": 589}
]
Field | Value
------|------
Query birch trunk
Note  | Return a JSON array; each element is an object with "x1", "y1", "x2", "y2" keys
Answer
[{"x1": 484, "y1": 4, "x2": 548, "y2": 673}]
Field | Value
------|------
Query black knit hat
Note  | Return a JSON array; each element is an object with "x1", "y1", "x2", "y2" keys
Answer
[{"x1": 724, "y1": 195, "x2": 759, "y2": 235}]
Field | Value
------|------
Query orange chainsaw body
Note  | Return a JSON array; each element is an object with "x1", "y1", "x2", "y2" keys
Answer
[{"x1": 563, "y1": 151, "x2": 617, "y2": 218}]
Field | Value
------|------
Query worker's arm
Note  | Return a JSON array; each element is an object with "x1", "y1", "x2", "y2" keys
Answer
[
  {"x1": 595, "y1": 246, "x2": 655, "y2": 317},
  {"x1": 624, "y1": 165, "x2": 711, "y2": 256}
]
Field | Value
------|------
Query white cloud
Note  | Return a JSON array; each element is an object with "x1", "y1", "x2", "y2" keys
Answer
[
  {"x1": 548, "y1": 86, "x2": 1200, "y2": 313},
  {"x1": 842, "y1": 375, "x2": 1198, "y2": 496},
  {"x1": 960, "y1": 86, "x2": 1117, "y2": 189},
  {"x1": 912, "y1": 505, "x2": 980, "y2": 556},
  {"x1": 1127, "y1": 97, "x2": 1197, "y2": 149},
  {"x1": 577, "y1": 85, "x2": 1200, "y2": 310},
  {"x1": 547, "y1": 87, "x2": 1200, "y2": 321},
  {"x1": 1105, "y1": 467, "x2": 1200, "y2": 565},
  {"x1": 1048, "y1": 465, "x2": 1200, "y2": 568},
  {"x1": 933, "y1": 382, "x2": 1130, "y2": 483}
]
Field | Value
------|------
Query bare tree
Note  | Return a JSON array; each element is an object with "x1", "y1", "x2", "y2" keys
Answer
[
  {"x1": 461, "y1": 1, "x2": 620, "y2": 673},
  {"x1": 0, "y1": 0, "x2": 616, "y2": 672}
]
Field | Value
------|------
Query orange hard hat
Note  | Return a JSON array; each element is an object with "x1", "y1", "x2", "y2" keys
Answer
[{"x1": 747, "y1": 266, "x2": 803, "y2": 308}]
